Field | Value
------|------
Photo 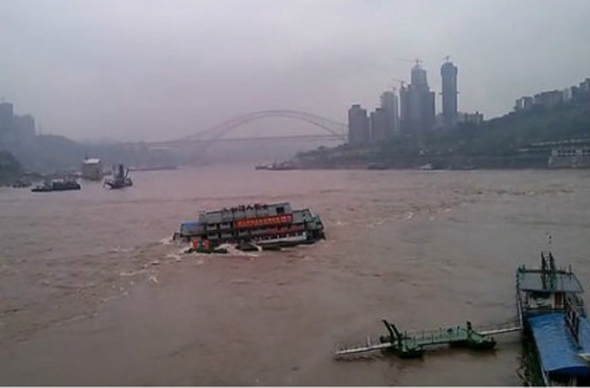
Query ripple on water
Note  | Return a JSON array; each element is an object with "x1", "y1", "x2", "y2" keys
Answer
[{"x1": 0, "y1": 167, "x2": 587, "y2": 386}]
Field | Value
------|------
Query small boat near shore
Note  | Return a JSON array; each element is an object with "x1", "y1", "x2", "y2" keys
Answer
[
  {"x1": 12, "y1": 179, "x2": 31, "y2": 188},
  {"x1": 104, "y1": 164, "x2": 133, "y2": 189},
  {"x1": 255, "y1": 161, "x2": 297, "y2": 171},
  {"x1": 31, "y1": 178, "x2": 81, "y2": 192},
  {"x1": 517, "y1": 250, "x2": 590, "y2": 386}
]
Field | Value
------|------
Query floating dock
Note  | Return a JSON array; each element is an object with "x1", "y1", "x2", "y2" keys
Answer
[{"x1": 335, "y1": 319, "x2": 521, "y2": 359}]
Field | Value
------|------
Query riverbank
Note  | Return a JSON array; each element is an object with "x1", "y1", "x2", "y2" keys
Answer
[{"x1": 283, "y1": 154, "x2": 552, "y2": 171}]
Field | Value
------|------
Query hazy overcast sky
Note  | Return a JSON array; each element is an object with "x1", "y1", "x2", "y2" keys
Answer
[{"x1": 1, "y1": 0, "x2": 589, "y2": 142}]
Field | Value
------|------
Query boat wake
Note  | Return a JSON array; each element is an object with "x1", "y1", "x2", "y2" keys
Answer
[
  {"x1": 160, "y1": 237, "x2": 174, "y2": 245},
  {"x1": 402, "y1": 212, "x2": 414, "y2": 221}
]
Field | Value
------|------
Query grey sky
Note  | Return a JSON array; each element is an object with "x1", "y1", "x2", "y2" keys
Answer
[{"x1": 1, "y1": 0, "x2": 589, "y2": 142}]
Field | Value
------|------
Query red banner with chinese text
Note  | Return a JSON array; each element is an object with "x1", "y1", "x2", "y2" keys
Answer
[{"x1": 235, "y1": 214, "x2": 293, "y2": 229}]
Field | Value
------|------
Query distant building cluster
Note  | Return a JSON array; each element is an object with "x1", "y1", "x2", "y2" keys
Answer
[
  {"x1": 0, "y1": 100, "x2": 37, "y2": 148},
  {"x1": 399, "y1": 62, "x2": 436, "y2": 134},
  {"x1": 514, "y1": 78, "x2": 590, "y2": 111},
  {"x1": 347, "y1": 92, "x2": 399, "y2": 146},
  {"x1": 457, "y1": 111, "x2": 484, "y2": 126},
  {"x1": 347, "y1": 58, "x2": 481, "y2": 146}
]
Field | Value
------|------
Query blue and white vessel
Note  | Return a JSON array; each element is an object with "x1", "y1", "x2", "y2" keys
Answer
[{"x1": 516, "y1": 251, "x2": 590, "y2": 385}]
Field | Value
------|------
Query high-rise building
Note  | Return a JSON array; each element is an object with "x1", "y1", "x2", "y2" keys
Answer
[
  {"x1": 457, "y1": 111, "x2": 484, "y2": 126},
  {"x1": 347, "y1": 104, "x2": 370, "y2": 145},
  {"x1": 370, "y1": 108, "x2": 388, "y2": 143},
  {"x1": 441, "y1": 60, "x2": 458, "y2": 129},
  {"x1": 380, "y1": 91, "x2": 399, "y2": 135},
  {"x1": 411, "y1": 63, "x2": 428, "y2": 89},
  {"x1": 514, "y1": 96, "x2": 534, "y2": 111},
  {"x1": 0, "y1": 102, "x2": 14, "y2": 133},
  {"x1": 534, "y1": 90, "x2": 564, "y2": 108},
  {"x1": 14, "y1": 114, "x2": 36, "y2": 139},
  {"x1": 400, "y1": 63, "x2": 435, "y2": 133}
]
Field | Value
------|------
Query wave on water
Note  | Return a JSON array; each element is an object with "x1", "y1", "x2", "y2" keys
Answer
[
  {"x1": 176, "y1": 242, "x2": 261, "y2": 258},
  {"x1": 165, "y1": 253, "x2": 182, "y2": 262},
  {"x1": 160, "y1": 237, "x2": 174, "y2": 245},
  {"x1": 218, "y1": 243, "x2": 261, "y2": 257},
  {"x1": 119, "y1": 269, "x2": 149, "y2": 277},
  {"x1": 109, "y1": 246, "x2": 133, "y2": 253},
  {"x1": 402, "y1": 212, "x2": 414, "y2": 221}
]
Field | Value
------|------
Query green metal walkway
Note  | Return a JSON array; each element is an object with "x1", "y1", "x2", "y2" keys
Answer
[{"x1": 335, "y1": 320, "x2": 520, "y2": 358}]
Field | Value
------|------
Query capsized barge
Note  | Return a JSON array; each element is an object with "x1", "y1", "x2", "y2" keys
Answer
[
  {"x1": 517, "y1": 251, "x2": 590, "y2": 386},
  {"x1": 173, "y1": 202, "x2": 325, "y2": 248}
]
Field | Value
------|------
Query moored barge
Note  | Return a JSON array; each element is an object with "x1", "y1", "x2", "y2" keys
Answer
[
  {"x1": 517, "y1": 251, "x2": 590, "y2": 385},
  {"x1": 31, "y1": 178, "x2": 81, "y2": 192},
  {"x1": 173, "y1": 202, "x2": 325, "y2": 248}
]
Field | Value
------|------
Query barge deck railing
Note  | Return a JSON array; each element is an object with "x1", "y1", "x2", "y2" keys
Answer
[{"x1": 335, "y1": 319, "x2": 522, "y2": 358}]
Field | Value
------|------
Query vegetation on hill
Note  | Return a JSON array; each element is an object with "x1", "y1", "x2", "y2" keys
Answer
[
  {"x1": 0, "y1": 151, "x2": 23, "y2": 185},
  {"x1": 381, "y1": 98, "x2": 589, "y2": 157},
  {"x1": 295, "y1": 97, "x2": 590, "y2": 169},
  {"x1": 1, "y1": 133, "x2": 179, "y2": 174}
]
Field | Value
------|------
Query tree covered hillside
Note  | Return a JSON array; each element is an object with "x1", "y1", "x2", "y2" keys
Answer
[
  {"x1": 0, "y1": 151, "x2": 23, "y2": 185},
  {"x1": 379, "y1": 98, "x2": 590, "y2": 161}
]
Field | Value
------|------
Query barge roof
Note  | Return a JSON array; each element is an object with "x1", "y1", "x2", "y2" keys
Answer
[
  {"x1": 202, "y1": 202, "x2": 290, "y2": 215},
  {"x1": 517, "y1": 269, "x2": 584, "y2": 293},
  {"x1": 529, "y1": 312, "x2": 590, "y2": 377}
]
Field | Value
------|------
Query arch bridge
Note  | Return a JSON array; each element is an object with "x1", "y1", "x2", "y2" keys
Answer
[{"x1": 146, "y1": 110, "x2": 348, "y2": 151}]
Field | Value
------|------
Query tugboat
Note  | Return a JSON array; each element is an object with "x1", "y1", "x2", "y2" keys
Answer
[
  {"x1": 104, "y1": 164, "x2": 133, "y2": 189},
  {"x1": 173, "y1": 202, "x2": 325, "y2": 249},
  {"x1": 516, "y1": 249, "x2": 590, "y2": 385},
  {"x1": 31, "y1": 178, "x2": 81, "y2": 192}
]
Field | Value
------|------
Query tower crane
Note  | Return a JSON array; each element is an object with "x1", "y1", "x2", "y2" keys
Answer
[
  {"x1": 394, "y1": 57, "x2": 423, "y2": 65},
  {"x1": 391, "y1": 77, "x2": 406, "y2": 90}
]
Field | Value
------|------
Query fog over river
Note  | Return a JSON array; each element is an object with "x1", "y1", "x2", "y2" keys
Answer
[{"x1": 1, "y1": 165, "x2": 589, "y2": 385}]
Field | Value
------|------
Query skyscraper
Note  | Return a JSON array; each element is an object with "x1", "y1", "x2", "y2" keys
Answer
[
  {"x1": 370, "y1": 108, "x2": 388, "y2": 143},
  {"x1": 441, "y1": 60, "x2": 458, "y2": 129},
  {"x1": 380, "y1": 90, "x2": 399, "y2": 135},
  {"x1": 399, "y1": 63, "x2": 435, "y2": 133},
  {"x1": 0, "y1": 102, "x2": 14, "y2": 133},
  {"x1": 347, "y1": 104, "x2": 370, "y2": 145}
]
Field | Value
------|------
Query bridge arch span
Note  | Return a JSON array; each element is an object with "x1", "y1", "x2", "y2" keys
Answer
[{"x1": 178, "y1": 110, "x2": 348, "y2": 143}]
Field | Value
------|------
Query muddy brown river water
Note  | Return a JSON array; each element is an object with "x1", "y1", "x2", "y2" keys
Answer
[{"x1": 1, "y1": 165, "x2": 589, "y2": 385}]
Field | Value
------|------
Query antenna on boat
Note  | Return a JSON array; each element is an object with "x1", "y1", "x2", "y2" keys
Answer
[{"x1": 549, "y1": 252, "x2": 556, "y2": 272}]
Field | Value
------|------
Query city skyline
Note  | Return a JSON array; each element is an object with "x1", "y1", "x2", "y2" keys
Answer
[
  {"x1": 348, "y1": 59, "x2": 460, "y2": 144},
  {"x1": 1, "y1": 0, "x2": 589, "y2": 142}
]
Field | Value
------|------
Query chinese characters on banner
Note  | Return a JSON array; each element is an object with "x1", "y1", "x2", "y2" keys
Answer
[{"x1": 235, "y1": 214, "x2": 293, "y2": 229}]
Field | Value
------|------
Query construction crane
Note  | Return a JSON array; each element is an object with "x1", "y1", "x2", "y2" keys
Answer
[
  {"x1": 394, "y1": 57, "x2": 423, "y2": 65},
  {"x1": 391, "y1": 77, "x2": 406, "y2": 90}
]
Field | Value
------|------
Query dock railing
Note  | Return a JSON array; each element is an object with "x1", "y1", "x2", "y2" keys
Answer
[{"x1": 334, "y1": 318, "x2": 522, "y2": 359}]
